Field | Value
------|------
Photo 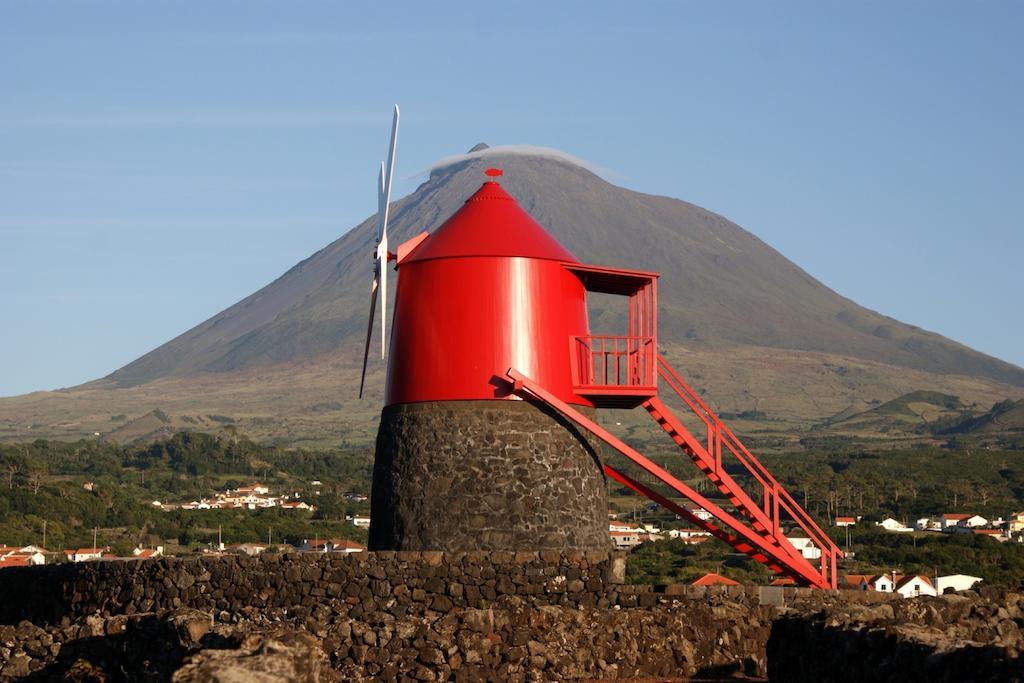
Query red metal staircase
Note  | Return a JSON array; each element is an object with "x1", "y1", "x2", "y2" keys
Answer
[{"x1": 506, "y1": 354, "x2": 842, "y2": 588}]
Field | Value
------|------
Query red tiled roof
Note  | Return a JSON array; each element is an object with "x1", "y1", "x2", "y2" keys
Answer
[
  {"x1": 895, "y1": 574, "x2": 933, "y2": 589},
  {"x1": 835, "y1": 517, "x2": 856, "y2": 522},
  {"x1": 691, "y1": 572, "x2": 739, "y2": 586},
  {"x1": 770, "y1": 577, "x2": 796, "y2": 586},
  {"x1": 331, "y1": 540, "x2": 365, "y2": 550},
  {"x1": 0, "y1": 555, "x2": 32, "y2": 568},
  {"x1": 942, "y1": 513, "x2": 972, "y2": 520}
]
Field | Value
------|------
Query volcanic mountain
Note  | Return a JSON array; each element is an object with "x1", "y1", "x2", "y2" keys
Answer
[{"x1": 3, "y1": 146, "x2": 1022, "y2": 446}]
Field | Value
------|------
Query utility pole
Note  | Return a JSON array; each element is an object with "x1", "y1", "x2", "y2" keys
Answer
[
  {"x1": 42, "y1": 520, "x2": 46, "y2": 550},
  {"x1": 93, "y1": 527, "x2": 98, "y2": 551}
]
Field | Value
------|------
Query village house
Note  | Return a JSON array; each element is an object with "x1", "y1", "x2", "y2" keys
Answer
[
  {"x1": 350, "y1": 515, "x2": 371, "y2": 528},
  {"x1": 957, "y1": 514, "x2": 989, "y2": 529},
  {"x1": 876, "y1": 518, "x2": 913, "y2": 532},
  {"x1": 895, "y1": 574, "x2": 937, "y2": 598},
  {"x1": 844, "y1": 574, "x2": 894, "y2": 593},
  {"x1": 915, "y1": 517, "x2": 942, "y2": 532},
  {"x1": 667, "y1": 528, "x2": 712, "y2": 541},
  {"x1": 971, "y1": 529, "x2": 1008, "y2": 541},
  {"x1": 844, "y1": 573, "x2": 935, "y2": 598},
  {"x1": 687, "y1": 507, "x2": 714, "y2": 522},
  {"x1": 280, "y1": 501, "x2": 315, "y2": 512},
  {"x1": 608, "y1": 520, "x2": 641, "y2": 533},
  {"x1": 226, "y1": 543, "x2": 268, "y2": 556},
  {"x1": 328, "y1": 539, "x2": 366, "y2": 553},
  {"x1": 64, "y1": 547, "x2": 111, "y2": 563},
  {"x1": 1007, "y1": 512, "x2": 1024, "y2": 534},
  {"x1": 301, "y1": 538, "x2": 366, "y2": 553},
  {"x1": 834, "y1": 516, "x2": 857, "y2": 527},
  {"x1": 0, "y1": 555, "x2": 33, "y2": 569},
  {"x1": 690, "y1": 572, "x2": 739, "y2": 587},
  {"x1": 786, "y1": 535, "x2": 821, "y2": 560},
  {"x1": 0, "y1": 545, "x2": 47, "y2": 567},
  {"x1": 132, "y1": 546, "x2": 164, "y2": 559},
  {"x1": 610, "y1": 530, "x2": 642, "y2": 549},
  {"x1": 935, "y1": 574, "x2": 983, "y2": 593},
  {"x1": 939, "y1": 513, "x2": 988, "y2": 529},
  {"x1": 233, "y1": 483, "x2": 270, "y2": 496}
]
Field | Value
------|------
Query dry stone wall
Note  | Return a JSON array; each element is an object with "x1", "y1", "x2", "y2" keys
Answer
[
  {"x1": 0, "y1": 553, "x2": 1020, "y2": 681},
  {"x1": 0, "y1": 550, "x2": 626, "y2": 626}
]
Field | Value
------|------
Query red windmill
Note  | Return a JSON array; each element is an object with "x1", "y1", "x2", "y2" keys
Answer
[{"x1": 359, "y1": 107, "x2": 841, "y2": 588}]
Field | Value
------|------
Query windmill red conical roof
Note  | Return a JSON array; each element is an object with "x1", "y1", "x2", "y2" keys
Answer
[{"x1": 404, "y1": 180, "x2": 578, "y2": 264}]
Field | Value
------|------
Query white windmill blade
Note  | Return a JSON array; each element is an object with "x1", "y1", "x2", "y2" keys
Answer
[
  {"x1": 379, "y1": 227, "x2": 388, "y2": 359},
  {"x1": 358, "y1": 262, "x2": 380, "y2": 399},
  {"x1": 376, "y1": 162, "x2": 386, "y2": 242},
  {"x1": 359, "y1": 104, "x2": 401, "y2": 395},
  {"x1": 378, "y1": 105, "x2": 399, "y2": 359},
  {"x1": 381, "y1": 104, "x2": 400, "y2": 230}
]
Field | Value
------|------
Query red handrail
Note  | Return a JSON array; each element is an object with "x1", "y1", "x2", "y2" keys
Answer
[
  {"x1": 657, "y1": 356, "x2": 839, "y2": 558},
  {"x1": 572, "y1": 335, "x2": 655, "y2": 388}
]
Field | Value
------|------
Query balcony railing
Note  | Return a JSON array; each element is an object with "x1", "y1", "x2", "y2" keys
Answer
[{"x1": 571, "y1": 335, "x2": 656, "y2": 392}]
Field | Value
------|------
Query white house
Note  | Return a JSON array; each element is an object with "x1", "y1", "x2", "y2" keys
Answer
[
  {"x1": 895, "y1": 575, "x2": 937, "y2": 598},
  {"x1": 609, "y1": 520, "x2": 641, "y2": 533},
  {"x1": 835, "y1": 516, "x2": 857, "y2": 527},
  {"x1": 227, "y1": 543, "x2": 268, "y2": 556},
  {"x1": 132, "y1": 546, "x2": 164, "y2": 559},
  {"x1": 687, "y1": 507, "x2": 714, "y2": 522},
  {"x1": 786, "y1": 536, "x2": 821, "y2": 560},
  {"x1": 957, "y1": 515, "x2": 989, "y2": 529},
  {"x1": 350, "y1": 515, "x2": 371, "y2": 528},
  {"x1": 328, "y1": 539, "x2": 366, "y2": 553},
  {"x1": 64, "y1": 547, "x2": 110, "y2": 563},
  {"x1": 877, "y1": 518, "x2": 913, "y2": 532},
  {"x1": 849, "y1": 574, "x2": 895, "y2": 592},
  {"x1": 0, "y1": 546, "x2": 47, "y2": 565},
  {"x1": 233, "y1": 483, "x2": 270, "y2": 496},
  {"x1": 667, "y1": 528, "x2": 711, "y2": 540},
  {"x1": 915, "y1": 517, "x2": 941, "y2": 532},
  {"x1": 610, "y1": 530, "x2": 642, "y2": 549},
  {"x1": 935, "y1": 574, "x2": 983, "y2": 593},
  {"x1": 280, "y1": 501, "x2": 315, "y2": 512},
  {"x1": 940, "y1": 513, "x2": 972, "y2": 528}
]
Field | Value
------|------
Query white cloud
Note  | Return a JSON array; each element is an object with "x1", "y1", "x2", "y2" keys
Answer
[{"x1": 425, "y1": 145, "x2": 613, "y2": 179}]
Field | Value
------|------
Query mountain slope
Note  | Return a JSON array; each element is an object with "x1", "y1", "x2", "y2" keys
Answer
[
  {"x1": 2, "y1": 145, "x2": 1022, "y2": 447},
  {"x1": 106, "y1": 146, "x2": 1024, "y2": 391}
]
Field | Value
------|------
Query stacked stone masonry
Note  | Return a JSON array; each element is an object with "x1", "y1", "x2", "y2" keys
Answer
[
  {"x1": 370, "y1": 400, "x2": 609, "y2": 551},
  {"x1": 0, "y1": 552, "x2": 1021, "y2": 681}
]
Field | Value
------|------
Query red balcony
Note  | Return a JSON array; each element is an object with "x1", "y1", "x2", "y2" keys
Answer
[
  {"x1": 571, "y1": 335, "x2": 657, "y2": 408},
  {"x1": 563, "y1": 262, "x2": 659, "y2": 409}
]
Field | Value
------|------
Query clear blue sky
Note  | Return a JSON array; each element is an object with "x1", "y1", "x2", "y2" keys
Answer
[{"x1": 2, "y1": 2, "x2": 1021, "y2": 397}]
